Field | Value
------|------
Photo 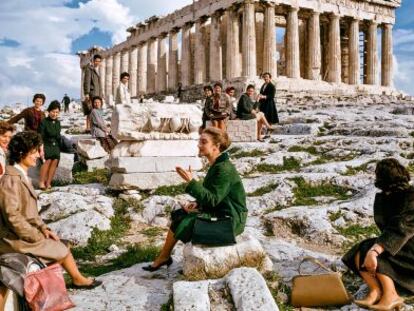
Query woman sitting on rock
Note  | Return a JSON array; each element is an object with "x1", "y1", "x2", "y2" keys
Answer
[
  {"x1": 90, "y1": 96, "x2": 117, "y2": 153},
  {"x1": 0, "y1": 132, "x2": 101, "y2": 309},
  {"x1": 237, "y1": 84, "x2": 272, "y2": 142},
  {"x1": 143, "y1": 127, "x2": 248, "y2": 271},
  {"x1": 205, "y1": 82, "x2": 232, "y2": 131},
  {"x1": 342, "y1": 158, "x2": 414, "y2": 310},
  {"x1": 0, "y1": 121, "x2": 15, "y2": 178},
  {"x1": 38, "y1": 100, "x2": 62, "y2": 190}
]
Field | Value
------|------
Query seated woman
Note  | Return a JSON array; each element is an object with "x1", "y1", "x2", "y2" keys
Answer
[
  {"x1": 0, "y1": 132, "x2": 101, "y2": 309},
  {"x1": 342, "y1": 158, "x2": 414, "y2": 311},
  {"x1": 143, "y1": 127, "x2": 248, "y2": 271},
  {"x1": 90, "y1": 96, "x2": 117, "y2": 153},
  {"x1": 205, "y1": 83, "x2": 232, "y2": 131},
  {"x1": 38, "y1": 100, "x2": 62, "y2": 190},
  {"x1": 0, "y1": 121, "x2": 15, "y2": 178},
  {"x1": 237, "y1": 84, "x2": 272, "y2": 141}
]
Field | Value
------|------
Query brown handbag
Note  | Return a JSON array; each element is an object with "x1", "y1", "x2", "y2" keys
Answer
[{"x1": 291, "y1": 257, "x2": 352, "y2": 308}]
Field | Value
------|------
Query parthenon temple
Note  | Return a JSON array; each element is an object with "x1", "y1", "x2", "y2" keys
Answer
[{"x1": 78, "y1": 0, "x2": 402, "y2": 100}]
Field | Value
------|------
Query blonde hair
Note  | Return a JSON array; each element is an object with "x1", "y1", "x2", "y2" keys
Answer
[{"x1": 202, "y1": 127, "x2": 231, "y2": 152}]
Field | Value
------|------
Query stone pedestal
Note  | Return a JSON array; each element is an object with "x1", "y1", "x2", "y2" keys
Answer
[
  {"x1": 242, "y1": 1, "x2": 256, "y2": 77},
  {"x1": 348, "y1": 19, "x2": 360, "y2": 85},
  {"x1": 286, "y1": 7, "x2": 300, "y2": 79}
]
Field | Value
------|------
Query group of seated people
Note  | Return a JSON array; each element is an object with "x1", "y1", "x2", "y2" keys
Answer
[{"x1": 201, "y1": 73, "x2": 279, "y2": 141}]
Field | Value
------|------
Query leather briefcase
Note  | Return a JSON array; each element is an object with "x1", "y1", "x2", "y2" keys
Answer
[{"x1": 291, "y1": 257, "x2": 352, "y2": 308}]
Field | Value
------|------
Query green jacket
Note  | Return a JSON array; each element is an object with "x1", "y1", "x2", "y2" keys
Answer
[{"x1": 185, "y1": 152, "x2": 248, "y2": 236}]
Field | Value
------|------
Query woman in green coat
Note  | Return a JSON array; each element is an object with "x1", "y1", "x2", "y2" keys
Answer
[
  {"x1": 143, "y1": 127, "x2": 248, "y2": 271},
  {"x1": 38, "y1": 101, "x2": 61, "y2": 190}
]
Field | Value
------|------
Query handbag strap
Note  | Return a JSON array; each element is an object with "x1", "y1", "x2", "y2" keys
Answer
[
  {"x1": 298, "y1": 256, "x2": 334, "y2": 275},
  {"x1": 25, "y1": 253, "x2": 46, "y2": 269}
]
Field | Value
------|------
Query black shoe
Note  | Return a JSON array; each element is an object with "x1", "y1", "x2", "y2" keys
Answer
[
  {"x1": 142, "y1": 257, "x2": 173, "y2": 272},
  {"x1": 71, "y1": 279, "x2": 102, "y2": 290}
]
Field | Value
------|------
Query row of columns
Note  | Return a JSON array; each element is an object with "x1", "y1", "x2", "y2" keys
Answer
[{"x1": 88, "y1": 2, "x2": 394, "y2": 98}]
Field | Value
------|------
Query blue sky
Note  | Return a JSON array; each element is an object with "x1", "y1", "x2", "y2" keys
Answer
[{"x1": 0, "y1": 0, "x2": 412, "y2": 106}]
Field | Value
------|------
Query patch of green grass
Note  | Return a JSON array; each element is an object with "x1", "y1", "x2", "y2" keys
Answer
[
  {"x1": 72, "y1": 161, "x2": 88, "y2": 174},
  {"x1": 140, "y1": 227, "x2": 165, "y2": 237},
  {"x1": 247, "y1": 183, "x2": 278, "y2": 196},
  {"x1": 252, "y1": 157, "x2": 301, "y2": 174},
  {"x1": 400, "y1": 152, "x2": 414, "y2": 160},
  {"x1": 290, "y1": 177, "x2": 354, "y2": 206},
  {"x1": 78, "y1": 244, "x2": 161, "y2": 277},
  {"x1": 329, "y1": 210, "x2": 344, "y2": 222},
  {"x1": 73, "y1": 168, "x2": 110, "y2": 185},
  {"x1": 263, "y1": 204, "x2": 284, "y2": 214},
  {"x1": 160, "y1": 295, "x2": 174, "y2": 311},
  {"x1": 341, "y1": 160, "x2": 377, "y2": 176},
  {"x1": 337, "y1": 224, "x2": 380, "y2": 242},
  {"x1": 313, "y1": 140, "x2": 326, "y2": 146},
  {"x1": 51, "y1": 179, "x2": 71, "y2": 187},
  {"x1": 72, "y1": 198, "x2": 130, "y2": 261},
  {"x1": 153, "y1": 183, "x2": 187, "y2": 196},
  {"x1": 308, "y1": 152, "x2": 359, "y2": 166},
  {"x1": 122, "y1": 198, "x2": 144, "y2": 212},
  {"x1": 410, "y1": 131, "x2": 414, "y2": 137},
  {"x1": 409, "y1": 163, "x2": 414, "y2": 173},
  {"x1": 288, "y1": 145, "x2": 318, "y2": 155},
  {"x1": 232, "y1": 149, "x2": 268, "y2": 159},
  {"x1": 227, "y1": 146, "x2": 241, "y2": 155},
  {"x1": 263, "y1": 271, "x2": 293, "y2": 311}
]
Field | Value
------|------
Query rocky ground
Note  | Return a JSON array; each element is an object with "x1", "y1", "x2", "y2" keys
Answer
[{"x1": 2, "y1": 95, "x2": 414, "y2": 310}]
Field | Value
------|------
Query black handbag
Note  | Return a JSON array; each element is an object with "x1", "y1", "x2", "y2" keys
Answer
[{"x1": 192, "y1": 216, "x2": 236, "y2": 246}]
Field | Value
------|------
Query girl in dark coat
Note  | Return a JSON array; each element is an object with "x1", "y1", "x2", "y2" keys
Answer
[
  {"x1": 200, "y1": 85, "x2": 213, "y2": 133},
  {"x1": 258, "y1": 73, "x2": 279, "y2": 124},
  {"x1": 143, "y1": 127, "x2": 248, "y2": 272},
  {"x1": 342, "y1": 158, "x2": 414, "y2": 310},
  {"x1": 38, "y1": 101, "x2": 61, "y2": 190}
]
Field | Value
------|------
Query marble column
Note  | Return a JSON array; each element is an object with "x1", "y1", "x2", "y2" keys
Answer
[
  {"x1": 157, "y1": 34, "x2": 168, "y2": 92},
  {"x1": 366, "y1": 21, "x2": 378, "y2": 85},
  {"x1": 121, "y1": 49, "x2": 129, "y2": 74},
  {"x1": 168, "y1": 29, "x2": 179, "y2": 91},
  {"x1": 327, "y1": 14, "x2": 341, "y2": 83},
  {"x1": 181, "y1": 23, "x2": 192, "y2": 87},
  {"x1": 147, "y1": 38, "x2": 157, "y2": 93},
  {"x1": 381, "y1": 23, "x2": 393, "y2": 87},
  {"x1": 210, "y1": 12, "x2": 223, "y2": 81},
  {"x1": 105, "y1": 55, "x2": 113, "y2": 98},
  {"x1": 226, "y1": 7, "x2": 241, "y2": 79},
  {"x1": 242, "y1": 1, "x2": 256, "y2": 77},
  {"x1": 263, "y1": 3, "x2": 276, "y2": 78},
  {"x1": 80, "y1": 66, "x2": 86, "y2": 99},
  {"x1": 194, "y1": 19, "x2": 207, "y2": 84},
  {"x1": 286, "y1": 7, "x2": 300, "y2": 78},
  {"x1": 307, "y1": 11, "x2": 321, "y2": 80},
  {"x1": 138, "y1": 43, "x2": 148, "y2": 95},
  {"x1": 99, "y1": 58, "x2": 106, "y2": 97},
  {"x1": 112, "y1": 51, "x2": 121, "y2": 96},
  {"x1": 348, "y1": 18, "x2": 360, "y2": 85},
  {"x1": 129, "y1": 46, "x2": 138, "y2": 97}
]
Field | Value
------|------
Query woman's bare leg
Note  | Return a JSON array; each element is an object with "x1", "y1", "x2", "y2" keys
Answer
[
  {"x1": 218, "y1": 120, "x2": 226, "y2": 132},
  {"x1": 354, "y1": 252, "x2": 382, "y2": 304},
  {"x1": 58, "y1": 252, "x2": 93, "y2": 286},
  {"x1": 260, "y1": 115, "x2": 271, "y2": 129},
  {"x1": 211, "y1": 120, "x2": 218, "y2": 129},
  {"x1": 373, "y1": 273, "x2": 402, "y2": 307},
  {"x1": 46, "y1": 159, "x2": 59, "y2": 188},
  {"x1": 0, "y1": 285, "x2": 7, "y2": 311},
  {"x1": 39, "y1": 160, "x2": 51, "y2": 188},
  {"x1": 257, "y1": 120, "x2": 265, "y2": 140},
  {"x1": 151, "y1": 230, "x2": 178, "y2": 267}
]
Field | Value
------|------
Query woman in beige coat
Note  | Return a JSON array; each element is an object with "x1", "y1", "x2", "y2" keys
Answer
[{"x1": 0, "y1": 132, "x2": 101, "y2": 308}]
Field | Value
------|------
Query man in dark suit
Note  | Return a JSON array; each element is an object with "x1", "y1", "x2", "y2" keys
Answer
[{"x1": 83, "y1": 54, "x2": 102, "y2": 131}]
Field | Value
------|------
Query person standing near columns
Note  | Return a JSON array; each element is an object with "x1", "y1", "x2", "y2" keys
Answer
[
  {"x1": 83, "y1": 54, "x2": 103, "y2": 131},
  {"x1": 115, "y1": 72, "x2": 131, "y2": 105},
  {"x1": 258, "y1": 72, "x2": 279, "y2": 124}
]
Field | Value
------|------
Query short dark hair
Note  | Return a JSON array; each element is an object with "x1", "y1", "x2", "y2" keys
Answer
[
  {"x1": 262, "y1": 72, "x2": 272, "y2": 79},
  {"x1": 213, "y1": 82, "x2": 223, "y2": 89},
  {"x1": 0, "y1": 121, "x2": 15, "y2": 135},
  {"x1": 225, "y1": 87, "x2": 235, "y2": 94},
  {"x1": 47, "y1": 100, "x2": 61, "y2": 112},
  {"x1": 203, "y1": 85, "x2": 213, "y2": 92},
  {"x1": 375, "y1": 158, "x2": 411, "y2": 192},
  {"x1": 33, "y1": 94, "x2": 46, "y2": 104},
  {"x1": 246, "y1": 84, "x2": 255, "y2": 91},
  {"x1": 93, "y1": 54, "x2": 102, "y2": 61},
  {"x1": 8, "y1": 131, "x2": 42, "y2": 165},
  {"x1": 120, "y1": 72, "x2": 130, "y2": 79},
  {"x1": 92, "y1": 96, "x2": 103, "y2": 108}
]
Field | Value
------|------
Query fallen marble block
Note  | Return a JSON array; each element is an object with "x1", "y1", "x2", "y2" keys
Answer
[
  {"x1": 82, "y1": 155, "x2": 110, "y2": 172},
  {"x1": 109, "y1": 172, "x2": 183, "y2": 190},
  {"x1": 77, "y1": 139, "x2": 108, "y2": 160},
  {"x1": 183, "y1": 233, "x2": 273, "y2": 281},
  {"x1": 111, "y1": 156, "x2": 203, "y2": 173},
  {"x1": 111, "y1": 103, "x2": 202, "y2": 141},
  {"x1": 28, "y1": 153, "x2": 74, "y2": 187},
  {"x1": 226, "y1": 268, "x2": 279, "y2": 311},
  {"x1": 173, "y1": 280, "x2": 210, "y2": 311},
  {"x1": 112, "y1": 140, "x2": 198, "y2": 157}
]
